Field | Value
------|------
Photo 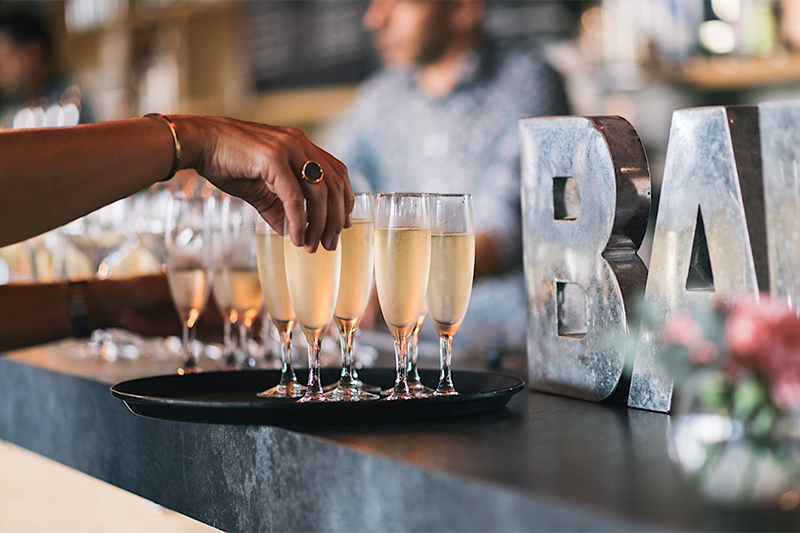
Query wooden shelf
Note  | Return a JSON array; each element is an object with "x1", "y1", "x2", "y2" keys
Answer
[{"x1": 660, "y1": 52, "x2": 800, "y2": 91}]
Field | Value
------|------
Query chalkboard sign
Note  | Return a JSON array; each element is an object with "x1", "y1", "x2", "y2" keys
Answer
[
  {"x1": 245, "y1": 1, "x2": 378, "y2": 91},
  {"x1": 244, "y1": 1, "x2": 581, "y2": 92}
]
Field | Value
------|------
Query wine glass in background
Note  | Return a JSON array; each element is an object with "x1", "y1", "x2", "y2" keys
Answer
[
  {"x1": 327, "y1": 193, "x2": 380, "y2": 401},
  {"x1": 61, "y1": 199, "x2": 133, "y2": 359},
  {"x1": 406, "y1": 299, "x2": 434, "y2": 397},
  {"x1": 209, "y1": 193, "x2": 238, "y2": 369},
  {"x1": 427, "y1": 194, "x2": 475, "y2": 396},
  {"x1": 165, "y1": 192, "x2": 215, "y2": 374},
  {"x1": 61, "y1": 200, "x2": 132, "y2": 281},
  {"x1": 255, "y1": 216, "x2": 305, "y2": 398},
  {"x1": 130, "y1": 184, "x2": 172, "y2": 270},
  {"x1": 283, "y1": 218, "x2": 341, "y2": 403},
  {"x1": 374, "y1": 193, "x2": 431, "y2": 401},
  {"x1": 220, "y1": 197, "x2": 264, "y2": 368}
]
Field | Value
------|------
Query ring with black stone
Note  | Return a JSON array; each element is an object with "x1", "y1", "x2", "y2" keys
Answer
[{"x1": 301, "y1": 160, "x2": 324, "y2": 183}]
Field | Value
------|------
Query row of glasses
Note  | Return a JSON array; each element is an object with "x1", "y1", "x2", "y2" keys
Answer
[{"x1": 251, "y1": 192, "x2": 474, "y2": 402}]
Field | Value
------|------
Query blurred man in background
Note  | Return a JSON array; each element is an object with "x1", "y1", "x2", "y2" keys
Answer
[
  {"x1": 0, "y1": 3, "x2": 90, "y2": 128},
  {"x1": 328, "y1": 0, "x2": 570, "y2": 350}
]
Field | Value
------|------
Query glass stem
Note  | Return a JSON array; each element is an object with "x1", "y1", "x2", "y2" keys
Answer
[
  {"x1": 306, "y1": 336, "x2": 324, "y2": 398},
  {"x1": 393, "y1": 335, "x2": 410, "y2": 395},
  {"x1": 278, "y1": 329, "x2": 297, "y2": 386},
  {"x1": 436, "y1": 334, "x2": 456, "y2": 395},
  {"x1": 182, "y1": 322, "x2": 198, "y2": 370},
  {"x1": 339, "y1": 325, "x2": 357, "y2": 386},
  {"x1": 408, "y1": 329, "x2": 421, "y2": 380},
  {"x1": 239, "y1": 321, "x2": 254, "y2": 367},
  {"x1": 223, "y1": 320, "x2": 235, "y2": 367}
]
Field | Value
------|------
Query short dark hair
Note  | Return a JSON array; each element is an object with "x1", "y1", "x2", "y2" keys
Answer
[{"x1": 0, "y1": 3, "x2": 54, "y2": 62}]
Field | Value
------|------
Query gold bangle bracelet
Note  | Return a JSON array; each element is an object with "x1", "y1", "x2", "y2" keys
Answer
[{"x1": 144, "y1": 112, "x2": 182, "y2": 182}]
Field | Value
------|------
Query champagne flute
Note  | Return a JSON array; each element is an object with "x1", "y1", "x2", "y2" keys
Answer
[
  {"x1": 283, "y1": 218, "x2": 342, "y2": 403},
  {"x1": 220, "y1": 197, "x2": 264, "y2": 368},
  {"x1": 255, "y1": 216, "x2": 304, "y2": 398},
  {"x1": 165, "y1": 192, "x2": 215, "y2": 375},
  {"x1": 374, "y1": 193, "x2": 431, "y2": 401},
  {"x1": 427, "y1": 194, "x2": 475, "y2": 396},
  {"x1": 327, "y1": 193, "x2": 380, "y2": 401}
]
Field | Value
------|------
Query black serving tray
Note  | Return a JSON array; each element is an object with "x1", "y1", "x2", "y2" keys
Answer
[{"x1": 110, "y1": 368, "x2": 524, "y2": 426}]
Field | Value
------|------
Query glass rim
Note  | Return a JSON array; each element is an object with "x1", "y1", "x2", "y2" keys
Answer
[
  {"x1": 427, "y1": 193, "x2": 472, "y2": 199},
  {"x1": 376, "y1": 192, "x2": 427, "y2": 198}
]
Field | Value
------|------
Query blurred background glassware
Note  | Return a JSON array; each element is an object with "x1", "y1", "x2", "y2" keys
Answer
[
  {"x1": 283, "y1": 217, "x2": 341, "y2": 403},
  {"x1": 219, "y1": 196, "x2": 264, "y2": 369},
  {"x1": 374, "y1": 193, "x2": 431, "y2": 401},
  {"x1": 669, "y1": 399, "x2": 800, "y2": 508},
  {"x1": 130, "y1": 184, "x2": 172, "y2": 271},
  {"x1": 209, "y1": 193, "x2": 238, "y2": 369},
  {"x1": 164, "y1": 191, "x2": 215, "y2": 375},
  {"x1": 327, "y1": 192, "x2": 379, "y2": 401},
  {"x1": 427, "y1": 194, "x2": 475, "y2": 396},
  {"x1": 256, "y1": 215, "x2": 304, "y2": 399},
  {"x1": 61, "y1": 199, "x2": 134, "y2": 360},
  {"x1": 405, "y1": 299, "x2": 434, "y2": 398}
]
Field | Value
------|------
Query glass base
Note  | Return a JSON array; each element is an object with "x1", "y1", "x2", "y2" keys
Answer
[
  {"x1": 298, "y1": 391, "x2": 329, "y2": 403},
  {"x1": 382, "y1": 380, "x2": 432, "y2": 398},
  {"x1": 257, "y1": 382, "x2": 306, "y2": 399},
  {"x1": 433, "y1": 386, "x2": 459, "y2": 397},
  {"x1": 323, "y1": 379, "x2": 382, "y2": 394},
  {"x1": 386, "y1": 390, "x2": 415, "y2": 401},
  {"x1": 177, "y1": 364, "x2": 202, "y2": 375},
  {"x1": 324, "y1": 386, "x2": 380, "y2": 402}
]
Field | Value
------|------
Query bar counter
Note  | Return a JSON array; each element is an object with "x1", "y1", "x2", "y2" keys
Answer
[{"x1": 0, "y1": 342, "x2": 797, "y2": 532}]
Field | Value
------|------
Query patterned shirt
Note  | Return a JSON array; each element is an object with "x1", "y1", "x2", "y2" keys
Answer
[{"x1": 327, "y1": 41, "x2": 569, "y2": 349}]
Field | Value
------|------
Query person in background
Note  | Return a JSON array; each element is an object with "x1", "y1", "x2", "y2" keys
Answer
[
  {"x1": 327, "y1": 0, "x2": 570, "y2": 350},
  {"x1": 0, "y1": 114, "x2": 353, "y2": 352},
  {"x1": 0, "y1": 3, "x2": 91, "y2": 128}
]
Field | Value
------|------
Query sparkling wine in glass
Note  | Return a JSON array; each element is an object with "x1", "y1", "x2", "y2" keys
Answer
[
  {"x1": 165, "y1": 192, "x2": 215, "y2": 375},
  {"x1": 256, "y1": 216, "x2": 304, "y2": 398},
  {"x1": 374, "y1": 193, "x2": 431, "y2": 401},
  {"x1": 283, "y1": 219, "x2": 341, "y2": 403},
  {"x1": 427, "y1": 194, "x2": 475, "y2": 396},
  {"x1": 220, "y1": 197, "x2": 264, "y2": 368},
  {"x1": 327, "y1": 193, "x2": 380, "y2": 401}
]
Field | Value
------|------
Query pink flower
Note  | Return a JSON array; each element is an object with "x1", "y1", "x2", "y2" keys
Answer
[
  {"x1": 772, "y1": 376, "x2": 800, "y2": 411},
  {"x1": 662, "y1": 311, "x2": 719, "y2": 365},
  {"x1": 725, "y1": 295, "x2": 800, "y2": 409}
]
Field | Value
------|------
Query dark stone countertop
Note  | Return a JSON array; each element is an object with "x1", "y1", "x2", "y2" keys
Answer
[{"x1": 1, "y1": 342, "x2": 798, "y2": 532}]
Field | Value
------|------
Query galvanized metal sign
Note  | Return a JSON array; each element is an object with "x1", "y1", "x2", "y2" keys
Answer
[
  {"x1": 519, "y1": 116, "x2": 650, "y2": 402},
  {"x1": 628, "y1": 106, "x2": 767, "y2": 413},
  {"x1": 760, "y1": 101, "x2": 800, "y2": 309},
  {"x1": 521, "y1": 104, "x2": 800, "y2": 411}
]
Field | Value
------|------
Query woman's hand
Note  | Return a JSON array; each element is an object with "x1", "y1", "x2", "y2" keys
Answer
[{"x1": 174, "y1": 115, "x2": 354, "y2": 252}]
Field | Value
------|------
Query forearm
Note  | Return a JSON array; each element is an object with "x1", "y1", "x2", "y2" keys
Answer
[{"x1": 0, "y1": 118, "x2": 178, "y2": 247}]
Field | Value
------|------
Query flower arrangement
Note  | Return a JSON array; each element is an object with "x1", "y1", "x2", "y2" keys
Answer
[{"x1": 658, "y1": 295, "x2": 800, "y2": 507}]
